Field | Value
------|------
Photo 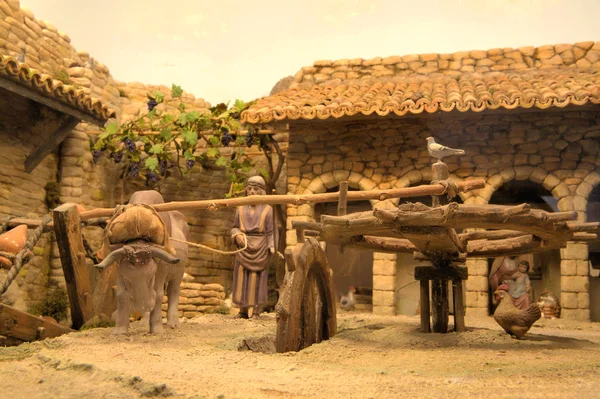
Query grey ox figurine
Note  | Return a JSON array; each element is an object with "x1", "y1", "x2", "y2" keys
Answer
[{"x1": 95, "y1": 190, "x2": 190, "y2": 334}]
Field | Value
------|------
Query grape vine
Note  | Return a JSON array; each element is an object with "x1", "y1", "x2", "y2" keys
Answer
[{"x1": 90, "y1": 84, "x2": 274, "y2": 197}]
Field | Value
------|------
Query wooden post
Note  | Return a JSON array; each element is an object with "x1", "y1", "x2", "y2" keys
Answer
[
  {"x1": 419, "y1": 280, "x2": 430, "y2": 333},
  {"x1": 338, "y1": 181, "x2": 348, "y2": 216},
  {"x1": 431, "y1": 161, "x2": 449, "y2": 207},
  {"x1": 431, "y1": 280, "x2": 449, "y2": 333},
  {"x1": 452, "y1": 278, "x2": 466, "y2": 332},
  {"x1": 53, "y1": 203, "x2": 95, "y2": 329}
]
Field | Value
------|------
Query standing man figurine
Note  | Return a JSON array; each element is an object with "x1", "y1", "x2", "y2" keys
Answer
[{"x1": 230, "y1": 176, "x2": 275, "y2": 319}]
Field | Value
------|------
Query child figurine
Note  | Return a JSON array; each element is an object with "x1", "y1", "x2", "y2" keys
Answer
[{"x1": 506, "y1": 260, "x2": 532, "y2": 310}]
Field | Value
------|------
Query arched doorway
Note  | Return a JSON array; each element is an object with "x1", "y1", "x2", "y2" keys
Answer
[
  {"x1": 586, "y1": 185, "x2": 600, "y2": 322},
  {"x1": 314, "y1": 188, "x2": 374, "y2": 312},
  {"x1": 488, "y1": 180, "x2": 561, "y2": 314}
]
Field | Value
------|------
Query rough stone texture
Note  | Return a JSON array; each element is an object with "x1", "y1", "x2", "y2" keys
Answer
[{"x1": 286, "y1": 110, "x2": 600, "y2": 319}]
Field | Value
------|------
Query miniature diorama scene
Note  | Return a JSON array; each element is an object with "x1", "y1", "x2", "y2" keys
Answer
[{"x1": 1, "y1": 0, "x2": 600, "y2": 398}]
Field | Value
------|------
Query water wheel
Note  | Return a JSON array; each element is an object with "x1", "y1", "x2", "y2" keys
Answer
[{"x1": 275, "y1": 237, "x2": 337, "y2": 353}]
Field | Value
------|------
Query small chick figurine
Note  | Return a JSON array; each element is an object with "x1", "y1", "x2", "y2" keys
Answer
[
  {"x1": 426, "y1": 137, "x2": 465, "y2": 162},
  {"x1": 340, "y1": 286, "x2": 356, "y2": 311}
]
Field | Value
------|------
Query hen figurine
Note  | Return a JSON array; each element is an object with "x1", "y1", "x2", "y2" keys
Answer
[
  {"x1": 493, "y1": 289, "x2": 541, "y2": 339},
  {"x1": 340, "y1": 286, "x2": 356, "y2": 311},
  {"x1": 426, "y1": 137, "x2": 465, "y2": 162},
  {"x1": 537, "y1": 290, "x2": 561, "y2": 319}
]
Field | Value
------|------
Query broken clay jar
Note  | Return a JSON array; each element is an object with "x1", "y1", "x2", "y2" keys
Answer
[{"x1": 0, "y1": 224, "x2": 28, "y2": 269}]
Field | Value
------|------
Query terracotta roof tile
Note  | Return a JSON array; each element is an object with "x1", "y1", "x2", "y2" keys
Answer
[
  {"x1": 242, "y1": 68, "x2": 600, "y2": 124},
  {"x1": 242, "y1": 41, "x2": 600, "y2": 124},
  {"x1": 0, "y1": 54, "x2": 116, "y2": 122}
]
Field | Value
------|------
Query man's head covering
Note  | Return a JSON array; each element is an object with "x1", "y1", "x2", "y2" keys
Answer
[{"x1": 246, "y1": 175, "x2": 266, "y2": 190}]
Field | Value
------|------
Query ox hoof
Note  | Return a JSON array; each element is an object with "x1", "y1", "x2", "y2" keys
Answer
[
  {"x1": 166, "y1": 321, "x2": 179, "y2": 329},
  {"x1": 150, "y1": 324, "x2": 165, "y2": 334},
  {"x1": 112, "y1": 326, "x2": 129, "y2": 335}
]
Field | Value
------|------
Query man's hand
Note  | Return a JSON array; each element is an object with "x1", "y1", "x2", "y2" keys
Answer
[
  {"x1": 269, "y1": 247, "x2": 275, "y2": 254},
  {"x1": 234, "y1": 235, "x2": 245, "y2": 248}
]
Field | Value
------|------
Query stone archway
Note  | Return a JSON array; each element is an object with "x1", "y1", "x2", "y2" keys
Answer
[{"x1": 579, "y1": 171, "x2": 600, "y2": 322}]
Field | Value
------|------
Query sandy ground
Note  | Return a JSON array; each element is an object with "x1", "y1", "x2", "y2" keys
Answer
[{"x1": 1, "y1": 312, "x2": 599, "y2": 399}]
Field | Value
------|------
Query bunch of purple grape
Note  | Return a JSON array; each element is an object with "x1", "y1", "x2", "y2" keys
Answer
[
  {"x1": 221, "y1": 128, "x2": 232, "y2": 146},
  {"x1": 146, "y1": 172, "x2": 158, "y2": 184},
  {"x1": 124, "y1": 138, "x2": 136, "y2": 152},
  {"x1": 113, "y1": 152, "x2": 123, "y2": 164},
  {"x1": 92, "y1": 150, "x2": 102, "y2": 164},
  {"x1": 129, "y1": 162, "x2": 140, "y2": 177},
  {"x1": 147, "y1": 98, "x2": 158, "y2": 111},
  {"x1": 186, "y1": 159, "x2": 195, "y2": 170},
  {"x1": 159, "y1": 159, "x2": 168, "y2": 174},
  {"x1": 245, "y1": 131, "x2": 254, "y2": 147}
]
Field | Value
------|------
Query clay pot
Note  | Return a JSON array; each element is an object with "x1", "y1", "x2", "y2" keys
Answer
[{"x1": 0, "y1": 224, "x2": 28, "y2": 269}]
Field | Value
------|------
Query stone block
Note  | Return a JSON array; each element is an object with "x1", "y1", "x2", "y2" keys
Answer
[
  {"x1": 373, "y1": 275, "x2": 395, "y2": 291},
  {"x1": 560, "y1": 308, "x2": 589, "y2": 321},
  {"x1": 372, "y1": 259, "x2": 395, "y2": 276},
  {"x1": 561, "y1": 243, "x2": 588, "y2": 260},
  {"x1": 561, "y1": 260, "x2": 577, "y2": 276},
  {"x1": 551, "y1": 183, "x2": 570, "y2": 199},
  {"x1": 561, "y1": 292, "x2": 578, "y2": 309},
  {"x1": 577, "y1": 292, "x2": 590, "y2": 309},
  {"x1": 577, "y1": 260, "x2": 590, "y2": 276},
  {"x1": 380, "y1": 290, "x2": 395, "y2": 307},
  {"x1": 542, "y1": 174, "x2": 561, "y2": 191},
  {"x1": 465, "y1": 276, "x2": 488, "y2": 292},
  {"x1": 561, "y1": 276, "x2": 589, "y2": 292},
  {"x1": 372, "y1": 305, "x2": 396, "y2": 316}
]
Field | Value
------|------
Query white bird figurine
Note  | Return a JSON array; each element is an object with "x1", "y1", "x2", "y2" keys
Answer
[{"x1": 426, "y1": 137, "x2": 465, "y2": 161}]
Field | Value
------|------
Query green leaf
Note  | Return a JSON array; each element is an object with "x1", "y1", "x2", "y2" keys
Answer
[
  {"x1": 184, "y1": 149, "x2": 194, "y2": 160},
  {"x1": 98, "y1": 132, "x2": 110, "y2": 140},
  {"x1": 162, "y1": 114, "x2": 175, "y2": 123},
  {"x1": 258, "y1": 167, "x2": 268, "y2": 178},
  {"x1": 93, "y1": 140, "x2": 105, "y2": 150},
  {"x1": 209, "y1": 136, "x2": 220, "y2": 146},
  {"x1": 147, "y1": 109, "x2": 156, "y2": 119},
  {"x1": 235, "y1": 135, "x2": 245, "y2": 146},
  {"x1": 149, "y1": 144, "x2": 164, "y2": 154},
  {"x1": 181, "y1": 129, "x2": 198, "y2": 146},
  {"x1": 178, "y1": 102, "x2": 186, "y2": 111},
  {"x1": 145, "y1": 157, "x2": 158, "y2": 171},
  {"x1": 171, "y1": 84, "x2": 183, "y2": 98},
  {"x1": 186, "y1": 111, "x2": 200, "y2": 123},
  {"x1": 159, "y1": 128, "x2": 172, "y2": 141},
  {"x1": 206, "y1": 148, "x2": 219, "y2": 158},
  {"x1": 151, "y1": 90, "x2": 165, "y2": 103},
  {"x1": 105, "y1": 121, "x2": 119, "y2": 135},
  {"x1": 233, "y1": 99, "x2": 246, "y2": 111},
  {"x1": 215, "y1": 156, "x2": 228, "y2": 167}
]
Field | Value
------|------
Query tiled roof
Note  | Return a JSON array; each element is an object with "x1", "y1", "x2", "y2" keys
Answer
[
  {"x1": 242, "y1": 42, "x2": 600, "y2": 124},
  {"x1": 0, "y1": 54, "x2": 116, "y2": 122}
]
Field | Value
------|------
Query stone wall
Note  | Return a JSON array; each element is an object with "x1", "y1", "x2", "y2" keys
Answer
[
  {"x1": 285, "y1": 108, "x2": 600, "y2": 320},
  {"x1": 292, "y1": 41, "x2": 600, "y2": 88},
  {"x1": 0, "y1": 87, "x2": 63, "y2": 309}
]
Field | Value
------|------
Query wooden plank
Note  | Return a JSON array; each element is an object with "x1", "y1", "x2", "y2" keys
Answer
[
  {"x1": 431, "y1": 161, "x2": 449, "y2": 207},
  {"x1": 24, "y1": 116, "x2": 80, "y2": 173},
  {"x1": 338, "y1": 181, "x2": 348, "y2": 216},
  {"x1": 53, "y1": 203, "x2": 95, "y2": 329},
  {"x1": 0, "y1": 76, "x2": 106, "y2": 126},
  {"x1": 79, "y1": 179, "x2": 486, "y2": 220},
  {"x1": 414, "y1": 265, "x2": 468, "y2": 281},
  {"x1": 431, "y1": 280, "x2": 449, "y2": 333},
  {"x1": 419, "y1": 280, "x2": 431, "y2": 333},
  {"x1": 0, "y1": 303, "x2": 73, "y2": 341},
  {"x1": 452, "y1": 279, "x2": 466, "y2": 332}
]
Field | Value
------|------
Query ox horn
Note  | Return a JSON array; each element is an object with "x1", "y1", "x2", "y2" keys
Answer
[
  {"x1": 149, "y1": 247, "x2": 181, "y2": 264},
  {"x1": 95, "y1": 247, "x2": 127, "y2": 269}
]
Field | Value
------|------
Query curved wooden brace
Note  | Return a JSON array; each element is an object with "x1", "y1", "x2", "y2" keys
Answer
[{"x1": 275, "y1": 237, "x2": 337, "y2": 353}]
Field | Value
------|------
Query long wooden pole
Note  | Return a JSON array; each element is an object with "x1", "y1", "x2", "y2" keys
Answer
[{"x1": 78, "y1": 179, "x2": 485, "y2": 220}]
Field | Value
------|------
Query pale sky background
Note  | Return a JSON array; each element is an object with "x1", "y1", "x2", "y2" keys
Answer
[{"x1": 19, "y1": 0, "x2": 600, "y2": 105}]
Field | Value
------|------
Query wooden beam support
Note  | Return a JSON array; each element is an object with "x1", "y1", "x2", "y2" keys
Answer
[
  {"x1": 79, "y1": 179, "x2": 486, "y2": 220},
  {"x1": 53, "y1": 203, "x2": 95, "y2": 329},
  {"x1": 419, "y1": 280, "x2": 431, "y2": 333},
  {"x1": 24, "y1": 116, "x2": 81, "y2": 173},
  {"x1": 452, "y1": 279, "x2": 466, "y2": 332},
  {"x1": 0, "y1": 303, "x2": 73, "y2": 341},
  {"x1": 0, "y1": 76, "x2": 106, "y2": 126},
  {"x1": 338, "y1": 181, "x2": 348, "y2": 216},
  {"x1": 414, "y1": 265, "x2": 468, "y2": 281},
  {"x1": 431, "y1": 280, "x2": 449, "y2": 333}
]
